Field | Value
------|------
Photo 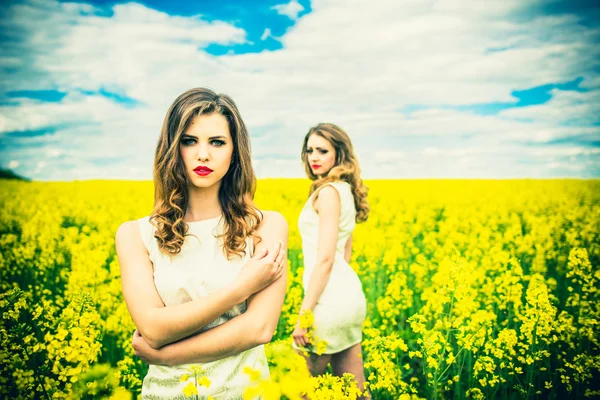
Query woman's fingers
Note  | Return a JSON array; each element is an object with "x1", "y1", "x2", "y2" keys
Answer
[
  {"x1": 253, "y1": 247, "x2": 268, "y2": 260},
  {"x1": 264, "y1": 241, "x2": 283, "y2": 272},
  {"x1": 276, "y1": 241, "x2": 286, "y2": 266},
  {"x1": 293, "y1": 333, "x2": 305, "y2": 348},
  {"x1": 254, "y1": 241, "x2": 285, "y2": 282},
  {"x1": 257, "y1": 241, "x2": 284, "y2": 264},
  {"x1": 269, "y1": 240, "x2": 282, "y2": 262},
  {"x1": 302, "y1": 334, "x2": 310, "y2": 347},
  {"x1": 276, "y1": 265, "x2": 285, "y2": 280},
  {"x1": 293, "y1": 327, "x2": 310, "y2": 348},
  {"x1": 132, "y1": 330, "x2": 142, "y2": 353},
  {"x1": 272, "y1": 241, "x2": 285, "y2": 272}
]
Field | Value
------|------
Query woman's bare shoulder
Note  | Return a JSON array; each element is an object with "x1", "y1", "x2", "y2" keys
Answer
[
  {"x1": 115, "y1": 219, "x2": 142, "y2": 243},
  {"x1": 312, "y1": 184, "x2": 341, "y2": 208},
  {"x1": 257, "y1": 211, "x2": 288, "y2": 232}
]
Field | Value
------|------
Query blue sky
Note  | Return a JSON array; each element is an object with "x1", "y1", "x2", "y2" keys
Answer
[{"x1": 0, "y1": 0, "x2": 599, "y2": 180}]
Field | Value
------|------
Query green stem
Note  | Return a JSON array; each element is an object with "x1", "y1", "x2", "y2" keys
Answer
[
  {"x1": 434, "y1": 323, "x2": 486, "y2": 387},
  {"x1": 432, "y1": 287, "x2": 457, "y2": 396},
  {"x1": 21, "y1": 343, "x2": 52, "y2": 400}
]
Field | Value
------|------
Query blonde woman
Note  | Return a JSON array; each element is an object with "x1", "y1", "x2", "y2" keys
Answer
[
  {"x1": 292, "y1": 123, "x2": 370, "y2": 397},
  {"x1": 115, "y1": 88, "x2": 288, "y2": 399}
]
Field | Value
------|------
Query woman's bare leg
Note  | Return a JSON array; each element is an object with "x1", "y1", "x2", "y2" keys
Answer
[
  {"x1": 294, "y1": 349, "x2": 333, "y2": 400},
  {"x1": 331, "y1": 343, "x2": 370, "y2": 399},
  {"x1": 295, "y1": 348, "x2": 333, "y2": 375}
]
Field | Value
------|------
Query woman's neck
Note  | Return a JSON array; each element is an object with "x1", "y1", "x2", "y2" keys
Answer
[{"x1": 185, "y1": 184, "x2": 222, "y2": 221}]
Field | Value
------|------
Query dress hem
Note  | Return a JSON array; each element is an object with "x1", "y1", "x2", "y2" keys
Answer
[{"x1": 292, "y1": 338, "x2": 362, "y2": 355}]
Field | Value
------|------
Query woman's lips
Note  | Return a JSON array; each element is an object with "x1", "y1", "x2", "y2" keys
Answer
[
  {"x1": 311, "y1": 164, "x2": 321, "y2": 169},
  {"x1": 193, "y1": 166, "x2": 213, "y2": 176}
]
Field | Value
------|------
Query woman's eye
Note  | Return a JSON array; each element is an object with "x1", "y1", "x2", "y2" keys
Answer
[
  {"x1": 319, "y1": 149, "x2": 328, "y2": 154},
  {"x1": 181, "y1": 138, "x2": 196, "y2": 146},
  {"x1": 211, "y1": 139, "x2": 226, "y2": 147},
  {"x1": 306, "y1": 149, "x2": 313, "y2": 154}
]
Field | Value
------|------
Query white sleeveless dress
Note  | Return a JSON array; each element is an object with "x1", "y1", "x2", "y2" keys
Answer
[
  {"x1": 295, "y1": 181, "x2": 367, "y2": 354},
  {"x1": 137, "y1": 215, "x2": 269, "y2": 399}
]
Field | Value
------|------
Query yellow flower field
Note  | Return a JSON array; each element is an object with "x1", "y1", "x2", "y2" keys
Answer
[{"x1": 1, "y1": 179, "x2": 599, "y2": 399}]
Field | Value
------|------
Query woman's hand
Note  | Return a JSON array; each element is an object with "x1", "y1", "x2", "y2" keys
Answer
[
  {"x1": 235, "y1": 240, "x2": 286, "y2": 298},
  {"x1": 292, "y1": 320, "x2": 309, "y2": 348},
  {"x1": 132, "y1": 330, "x2": 166, "y2": 365}
]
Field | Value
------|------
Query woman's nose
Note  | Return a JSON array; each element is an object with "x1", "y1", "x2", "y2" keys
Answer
[{"x1": 197, "y1": 143, "x2": 210, "y2": 161}]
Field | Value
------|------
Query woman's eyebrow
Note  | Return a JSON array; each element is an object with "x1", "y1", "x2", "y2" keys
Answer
[{"x1": 181, "y1": 134, "x2": 228, "y2": 139}]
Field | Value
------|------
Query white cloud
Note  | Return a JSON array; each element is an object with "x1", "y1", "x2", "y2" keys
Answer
[
  {"x1": 45, "y1": 148, "x2": 64, "y2": 157},
  {"x1": 0, "y1": 1, "x2": 246, "y2": 95},
  {"x1": 8, "y1": 160, "x2": 20, "y2": 169},
  {"x1": 546, "y1": 161, "x2": 585, "y2": 171},
  {"x1": 261, "y1": 28, "x2": 272, "y2": 40},
  {"x1": 1, "y1": 0, "x2": 599, "y2": 180},
  {"x1": 271, "y1": 0, "x2": 305, "y2": 20},
  {"x1": 374, "y1": 151, "x2": 405, "y2": 162},
  {"x1": 423, "y1": 147, "x2": 440, "y2": 156},
  {"x1": 580, "y1": 74, "x2": 600, "y2": 90}
]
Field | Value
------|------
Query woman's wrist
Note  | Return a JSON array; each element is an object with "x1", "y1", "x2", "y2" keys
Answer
[
  {"x1": 158, "y1": 345, "x2": 175, "y2": 366},
  {"x1": 300, "y1": 300, "x2": 315, "y2": 313},
  {"x1": 230, "y1": 281, "x2": 251, "y2": 303}
]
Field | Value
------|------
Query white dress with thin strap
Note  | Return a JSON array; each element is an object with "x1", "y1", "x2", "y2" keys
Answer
[
  {"x1": 137, "y1": 215, "x2": 269, "y2": 399},
  {"x1": 295, "y1": 181, "x2": 367, "y2": 354}
]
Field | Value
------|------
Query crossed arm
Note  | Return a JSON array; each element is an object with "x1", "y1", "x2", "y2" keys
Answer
[
  {"x1": 116, "y1": 220, "x2": 258, "y2": 349},
  {"x1": 129, "y1": 211, "x2": 288, "y2": 365}
]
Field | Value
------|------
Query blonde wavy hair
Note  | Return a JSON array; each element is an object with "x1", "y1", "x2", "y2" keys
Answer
[
  {"x1": 301, "y1": 123, "x2": 369, "y2": 223},
  {"x1": 151, "y1": 88, "x2": 262, "y2": 259}
]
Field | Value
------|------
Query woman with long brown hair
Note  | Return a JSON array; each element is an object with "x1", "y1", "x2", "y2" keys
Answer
[
  {"x1": 292, "y1": 123, "x2": 370, "y2": 397},
  {"x1": 115, "y1": 87, "x2": 288, "y2": 398}
]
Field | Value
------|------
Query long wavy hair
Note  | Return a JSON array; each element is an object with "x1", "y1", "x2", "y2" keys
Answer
[
  {"x1": 151, "y1": 88, "x2": 262, "y2": 259},
  {"x1": 301, "y1": 123, "x2": 369, "y2": 223}
]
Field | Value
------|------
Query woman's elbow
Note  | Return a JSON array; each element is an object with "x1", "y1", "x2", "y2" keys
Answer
[
  {"x1": 137, "y1": 329, "x2": 165, "y2": 350},
  {"x1": 316, "y1": 257, "x2": 334, "y2": 272},
  {"x1": 137, "y1": 314, "x2": 168, "y2": 349},
  {"x1": 146, "y1": 337, "x2": 165, "y2": 350},
  {"x1": 255, "y1": 320, "x2": 278, "y2": 345}
]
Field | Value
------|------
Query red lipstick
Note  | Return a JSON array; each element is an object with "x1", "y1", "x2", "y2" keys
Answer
[
  {"x1": 193, "y1": 166, "x2": 213, "y2": 176},
  {"x1": 311, "y1": 164, "x2": 321, "y2": 169}
]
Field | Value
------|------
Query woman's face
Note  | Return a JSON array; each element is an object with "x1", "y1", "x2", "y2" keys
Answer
[
  {"x1": 306, "y1": 134, "x2": 336, "y2": 177},
  {"x1": 179, "y1": 113, "x2": 233, "y2": 191}
]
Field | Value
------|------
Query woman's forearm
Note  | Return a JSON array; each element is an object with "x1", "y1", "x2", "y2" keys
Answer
[
  {"x1": 141, "y1": 282, "x2": 248, "y2": 349},
  {"x1": 301, "y1": 261, "x2": 333, "y2": 311},
  {"x1": 139, "y1": 213, "x2": 288, "y2": 365},
  {"x1": 158, "y1": 312, "x2": 267, "y2": 365}
]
